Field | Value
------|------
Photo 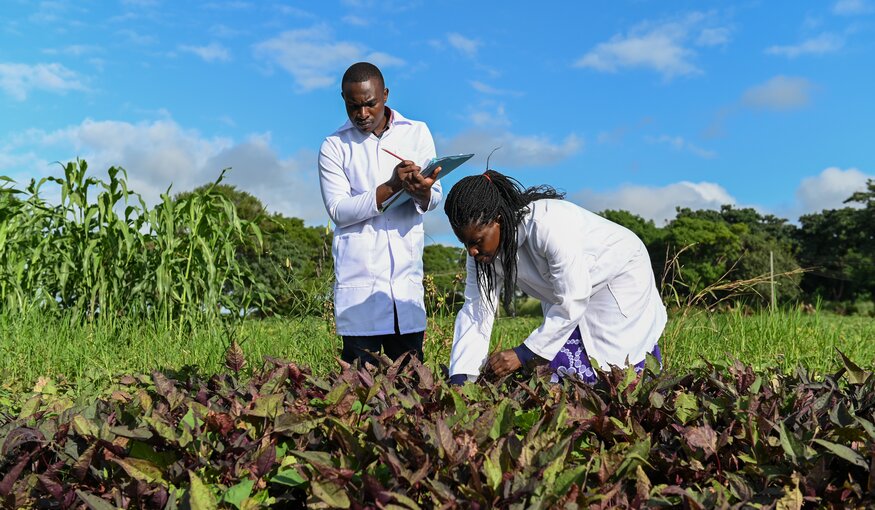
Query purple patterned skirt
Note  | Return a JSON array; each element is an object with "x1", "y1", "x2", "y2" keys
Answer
[{"x1": 548, "y1": 326, "x2": 662, "y2": 383}]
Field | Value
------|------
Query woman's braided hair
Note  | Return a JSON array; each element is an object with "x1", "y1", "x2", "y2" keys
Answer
[{"x1": 444, "y1": 169, "x2": 564, "y2": 314}]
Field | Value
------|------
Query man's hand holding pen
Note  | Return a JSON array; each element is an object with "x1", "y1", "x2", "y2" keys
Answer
[
  {"x1": 382, "y1": 148, "x2": 441, "y2": 208},
  {"x1": 400, "y1": 162, "x2": 441, "y2": 204}
]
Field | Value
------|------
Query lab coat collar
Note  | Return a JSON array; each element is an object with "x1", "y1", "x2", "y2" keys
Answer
[
  {"x1": 337, "y1": 107, "x2": 413, "y2": 134},
  {"x1": 515, "y1": 204, "x2": 537, "y2": 248}
]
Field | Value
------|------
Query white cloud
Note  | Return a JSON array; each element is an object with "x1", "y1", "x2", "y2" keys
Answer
[
  {"x1": 0, "y1": 62, "x2": 87, "y2": 101},
  {"x1": 833, "y1": 0, "x2": 873, "y2": 15},
  {"x1": 342, "y1": 15, "x2": 370, "y2": 26},
  {"x1": 273, "y1": 5, "x2": 314, "y2": 17},
  {"x1": 741, "y1": 76, "x2": 813, "y2": 111},
  {"x1": 574, "y1": 181, "x2": 736, "y2": 225},
  {"x1": 574, "y1": 13, "x2": 728, "y2": 79},
  {"x1": 467, "y1": 104, "x2": 510, "y2": 128},
  {"x1": 447, "y1": 33, "x2": 480, "y2": 58},
  {"x1": 440, "y1": 129, "x2": 583, "y2": 169},
  {"x1": 795, "y1": 167, "x2": 873, "y2": 213},
  {"x1": 696, "y1": 27, "x2": 731, "y2": 46},
  {"x1": 179, "y1": 42, "x2": 231, "y2": 62},
  {"x1": 645, "y1": 135, "x2": 716, "y2": 159},
  {"x1": 203, "y1": 1, "x2": 253, "y2": 9},
  {"x1": 470, "y1": 81, "x2": 522, "y2": 96},
  {"x1": 6, "y1": 118, "x2": 329, "y2": 225},
  {"x1": 42, "y1": 44, "x2": 104, "y2": 57},
  {"x1": 210, "y1": 24, "x2": 245, "y2": 38},
  {"x1": 117, "y1": 29, "x2": 155, "y2": 45},
  {"x1": 253, "y1": 25, "x2": 404, "y2": 92},
  {"x1": 765, "y1": 33, "x2": 844, "y2": 58}
]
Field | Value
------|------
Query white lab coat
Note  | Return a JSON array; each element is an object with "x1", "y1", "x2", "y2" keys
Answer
[
  {"x1": 449, "y1": 199, "x2": 667, "y2": 378},
  {"x1": 318, "y1": 109, "x2": 442, "y2": 336}
]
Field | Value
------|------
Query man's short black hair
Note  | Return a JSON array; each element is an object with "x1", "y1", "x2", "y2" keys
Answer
[{"x1": 342, "y1": 62, "x2": 385, "y2": 89}]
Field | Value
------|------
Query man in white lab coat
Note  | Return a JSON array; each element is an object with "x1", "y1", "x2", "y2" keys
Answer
[{"x1": 318, "y1": 62, "x2": 443, "y2": 367}]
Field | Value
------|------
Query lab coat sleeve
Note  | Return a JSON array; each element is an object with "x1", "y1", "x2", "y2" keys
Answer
[
  {"x1": 522, "y1": 220, "x2": 595, "y2": 362},
  {"x1": 449, "y1": 255, "x2": 499, "y2": 378},
  {"x1": 318, "y1": 139, "x2": 381, "y2": 228}
]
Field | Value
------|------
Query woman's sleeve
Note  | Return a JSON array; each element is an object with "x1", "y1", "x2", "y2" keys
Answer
[{"x1": 448, "y1": 255, "x2": 498, "y2": 379}]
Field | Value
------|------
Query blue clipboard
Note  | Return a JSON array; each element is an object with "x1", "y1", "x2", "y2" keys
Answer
[{"x1": 381, "y1": 153, "x2": 474, "y2": 212}]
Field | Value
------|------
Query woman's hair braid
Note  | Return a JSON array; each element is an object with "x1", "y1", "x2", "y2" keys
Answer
[{"x1": 444, "y1": 169, "x2": 564, "y2": 314}]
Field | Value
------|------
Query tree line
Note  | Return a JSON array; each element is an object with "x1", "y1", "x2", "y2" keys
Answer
[
  {"x1": 220, "y1": 178, "x2": 875, "y2": 316},
  {"x1": 1, "y1": 161, "x2": 872, "y2": 322}
]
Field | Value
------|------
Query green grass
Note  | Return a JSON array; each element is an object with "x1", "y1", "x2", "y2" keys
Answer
[{"x1": 1, "y1": 308, "x2": 873, "y2": 397}]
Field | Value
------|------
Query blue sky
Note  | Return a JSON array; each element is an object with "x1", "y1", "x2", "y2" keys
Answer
[{"x1": 2, "y1": 0, "x2": 874, "y2": 245}]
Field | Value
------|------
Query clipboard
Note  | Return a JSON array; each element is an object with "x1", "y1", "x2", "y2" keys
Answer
[{"x1": 381, "y1": 153, "x2": 474, "y2": 212}]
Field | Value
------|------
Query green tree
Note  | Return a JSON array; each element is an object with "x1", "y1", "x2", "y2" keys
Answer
[
  {"x1": 660, "y1": 210, "x2": 744, "y2": 299},
  {"x1": 797, "y1": 180, "x2": 875, "y2": 304},
  {"x1": 716, "y1": 206, "x2": 802, "y2": 304}
]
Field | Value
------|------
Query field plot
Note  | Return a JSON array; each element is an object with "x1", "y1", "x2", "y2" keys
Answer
[
  {"x1": 1, "y1": 309, "x2": 873, "y2": 396},
  {"x1": 1, "y1": 342, "x2": 874, "y2": 508}
]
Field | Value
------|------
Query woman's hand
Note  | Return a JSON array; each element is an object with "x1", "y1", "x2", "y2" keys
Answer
[{"x1": 486, "y1": 348, "x2": 522, "y2": 377}]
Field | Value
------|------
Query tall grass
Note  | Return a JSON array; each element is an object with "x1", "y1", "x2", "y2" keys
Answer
[
  {"x1": 0, "y1": 160, "x2": 268, "y2": 327},
  {"x1": 1, "y1": 307, "x2": 873, "y2": 397}
]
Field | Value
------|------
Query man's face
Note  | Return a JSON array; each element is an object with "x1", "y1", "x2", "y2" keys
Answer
[{"x1": 341, "y1": 78, "x2": 388, "y2": 134}]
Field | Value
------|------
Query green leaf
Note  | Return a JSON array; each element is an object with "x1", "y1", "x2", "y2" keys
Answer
[
  {"x1": 17, "y1": 395, "x2": 41, "y2": 419},
  {"x1": 311, "y1": 480, "x2": 350, "y2": 509},
  {"x1": 776, "y1": 474, "x2": 804, "y2": 510},
  {"x1": 275, "y1": 413, "x2": 324, "y2": 435},
  {"x1": 108, "y1": 454, "x2": 166, "y2": 484},
  {"x1": 223, "y1": 479, "x2": 254, "y2": 509},
  {"x1": 615, "y1": 438, "x2": 652, "y2": 479},
  {"x1": 813, "y1": 439, "x2": 868, "y2": 468},
  {"x1": 128, "y1": 441, "x2": 177, "y2": 468},
  {"x1": 513, "y1": 409, "x2": 539, "y2": 434},
  {"x1": 489, "y1": 400, "x2": 514, "y2": 440},
  {"x1": 446, "y1": 389, "x2": 469, "y2": 428},
  {"x1": 108, "y1": 425, "x2": 152, "y2": 440},
  {"x1": 836, "y1": 349, "x2": 870, "y2": 385},
  {"x1": 76, "y1": 490, "x2": 119, "y2": 510},
  {"x1": 778, "y1": 422, "x2": 804, "y2": 464},
  {"x1": 143, "y1": 415, "x2": 179, "y2": 443},
  {"x1": 247, "y1": 393, "x2": 284, "y2": 418},
  {"x1": 271, "y1": 468, "x2": 307, "y2": 488},
  {"x1": 553, "y1": 464, "x2": 587, "y2": 496},
  {"x1": 188, "y1": 471, "x2": 219, "y2": 510},
  {"x1": 673, "y1": 392, "x2": 698, "y2": 425},
  {"x1": 483, "y1": 449, "x2": 503, "y2": 491},
  {"x1": 72, "y1": 414, "x2": 100, "y2": 437}
]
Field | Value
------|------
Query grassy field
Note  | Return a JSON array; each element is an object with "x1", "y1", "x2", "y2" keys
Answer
[{"x1": 1, "y1": 307, "x2": 874, "y2": 398}]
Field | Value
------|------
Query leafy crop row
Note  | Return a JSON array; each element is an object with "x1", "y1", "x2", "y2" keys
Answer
[
  {"x1": 2, "y1": 353, "x2": 873, "y2": 509},
  {"x1": 0, "y1": 160, "x2": 269, "y2": 326}
]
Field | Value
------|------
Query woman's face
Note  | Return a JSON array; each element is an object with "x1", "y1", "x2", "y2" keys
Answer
[{"x1": 458, "y1": 219, "x2": 501, "y2": 264}]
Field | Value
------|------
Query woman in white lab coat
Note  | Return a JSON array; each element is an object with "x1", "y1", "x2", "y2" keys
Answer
[{"x1": 444, "y1": 170, "x2": 666, "y2": 385}]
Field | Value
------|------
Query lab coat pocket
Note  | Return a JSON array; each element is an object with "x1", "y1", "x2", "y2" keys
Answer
[
  {"x1": 607, "y1": 282, "x2": 631, "y2": 318},
  {"x1": 333, "y1": 232, "x2": 374, "y2": 286},
  {"x1": 408, "y1": 226, "x2": 425, "y2": 279},
  {"x1": 606, "y1": 255, "x2": 652, "y2": 319}
]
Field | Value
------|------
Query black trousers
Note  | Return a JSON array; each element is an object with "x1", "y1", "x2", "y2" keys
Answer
[{"x1": 341, "y1": 306, "x2": 424, "y2": 366}]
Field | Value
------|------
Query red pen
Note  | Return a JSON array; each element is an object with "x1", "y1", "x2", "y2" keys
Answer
[{"x1": 381, "y1": 148, "x2": 407, "y2": 161}]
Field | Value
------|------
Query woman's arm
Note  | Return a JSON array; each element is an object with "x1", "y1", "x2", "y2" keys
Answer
[{"x1": 448, "y1": 255, "x2": 499, "y2": 382}]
